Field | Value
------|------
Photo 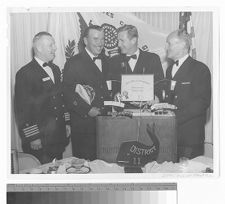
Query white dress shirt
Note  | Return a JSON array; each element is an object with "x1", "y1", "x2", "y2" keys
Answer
[
  {"x1": 85, "y1": 48, "x2": 102, "y2": 72},
  {"x1": 172, "y1": 54, "x2": 189, "y2": 78},
  {"x1": 127, "y1": 49, "x2": 140, "y2": 72},
  {"x1": 35, "y1": 57, "x2": 55, "y2": 83}
]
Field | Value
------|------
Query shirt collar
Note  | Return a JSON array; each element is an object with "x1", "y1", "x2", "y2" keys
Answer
[
  {"x1": 127, "y1": 48, "x2": 140, "y2": 59},
  {"x1": 85, "y1": 47, "x2": 98, "y2": 60},
  {"x1": 34, "y1": 57, "x2": 46, "y2": 68},
  {"x1": 176, "y1": 54, "x2": 189, "y2": 67}
]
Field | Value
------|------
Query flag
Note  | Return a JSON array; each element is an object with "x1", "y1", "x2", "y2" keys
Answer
[
  {"x1": 78, "y1": 12, "x2": 168, "y2": 63},
  {"x1": 47, "y1": 13, "x2": 81, "y2": 69},
  {"x1": 47, "y1": 12, "x2": 169, "y2": 72},
  {"x1": 179, "y1": 12, "x2": 196, "y2": 59}
]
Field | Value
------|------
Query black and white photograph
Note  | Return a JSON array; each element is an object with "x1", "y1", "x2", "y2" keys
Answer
[
  {"x1": 9, "y1": 10, "x2": 215, "y2": 175},
  {"x1": 1, "y1": 1, "x2": 225, "y2": 204}
]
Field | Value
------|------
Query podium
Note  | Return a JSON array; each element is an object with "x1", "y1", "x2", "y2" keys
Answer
[{"x1": 96, "y1": 113, "x2": 177, "y2": 163}]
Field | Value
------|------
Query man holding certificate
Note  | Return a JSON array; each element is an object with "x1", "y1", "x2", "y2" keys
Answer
[{"x1": 108, "y1": 24, "x2": 164, "y2": 104}]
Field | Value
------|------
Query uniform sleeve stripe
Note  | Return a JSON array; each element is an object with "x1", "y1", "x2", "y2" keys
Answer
[
  {"x1": 25, "y1": 130, "x2": 40, "y2": 138},
  {"x1": 64, "y1": 112, "x2": 70, "y2": 121},
  {"x1": 24, "y1": 129, "x2": 40, "y2": 135},
  {"x1": 23, "y1": 125, "x2": 38, "y2": 131},
  {"x1": 23, "y1": 127, "x2": 39, "y2": 134},
  {"x1": 24, "y1": 129, "x2": 39, "y2": 135}
]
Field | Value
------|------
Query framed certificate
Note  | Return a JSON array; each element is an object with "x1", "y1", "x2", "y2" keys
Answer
[{"x1": 121, "y1": 74, "x2": 154, "y2": 101}]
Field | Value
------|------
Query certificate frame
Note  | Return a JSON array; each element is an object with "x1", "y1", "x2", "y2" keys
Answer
[{"x1": 121, "y1": 74, "x2": 154, "y2": 101}]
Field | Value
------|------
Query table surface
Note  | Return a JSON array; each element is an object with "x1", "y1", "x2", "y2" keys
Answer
[
  {"x1": 96, "y1": 114, "x2": 177, "y2": 164},
  {"x1": 19, "y1": 156, "x2": 213, "y2": 174}
]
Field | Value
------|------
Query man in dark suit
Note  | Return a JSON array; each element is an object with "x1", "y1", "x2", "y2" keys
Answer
[
  {"x1": 164, "y1": 29, "x2": 211, "y2": 159},
  {"x1": 63, "y1": 25, "x2": 110, "y2": 161},
  {"x1": 108, "y1": 24, "x2": 164, "y2": 101},
  {"x1": 14, "y1": 32, "x2": 70, "y2": 164}
]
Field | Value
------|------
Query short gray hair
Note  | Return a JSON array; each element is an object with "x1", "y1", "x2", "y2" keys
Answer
[
  {"x1": 117, "y1": 24, "x2": 138, "y2": 39},
  {"x1": 171, "y1": 29, "x2": 191, "y2": 51},
  {"x1": 32, "y1": 32, "x2": 52, "y2": 56},
  {"x1": 33, "y1": 31, "x2": 52, "y2": 44}
]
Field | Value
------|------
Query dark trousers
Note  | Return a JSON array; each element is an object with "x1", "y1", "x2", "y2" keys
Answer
[
  {"x1": 177, "y1": 144, "x2": 204, "y2": 161},
  {"x1": 71, "y1": 132, "x2": 97, "y2": 161},
  {"x1": 22, "y1": 144, "x2": 63, "y2": 164}
]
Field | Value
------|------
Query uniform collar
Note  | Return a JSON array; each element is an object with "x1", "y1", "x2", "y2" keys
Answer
[
  {"x1": 85, "y1": 47, "x2": 98, "y2": 60},
  {"x1": 126, "y1": 48, "x2": 140, "y2": 59},
  {"x1": 34, "y1": 57, "x2": 46, "y2": 68},
  {"x1": 176, "y1": 54, "x2": 189, "y2": 67}
]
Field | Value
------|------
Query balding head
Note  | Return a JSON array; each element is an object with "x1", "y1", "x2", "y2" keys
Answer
[
  {"x1": 166, "y1": 29, "x2": 191, "y2": 60},
  {"x1": 33, "y1": 32, "x2": 57, "y2": 63}
]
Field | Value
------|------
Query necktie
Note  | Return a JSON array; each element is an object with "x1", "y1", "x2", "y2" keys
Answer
[
  {"x1": 43, "y1": 62, "x2": 53, "y2": 68},
  {"x1": 93, "y1": 55, "x2": 102, "y2": 62},
  {"x1": 173, "y1": 60, "x2": 179, "y2": 66},
  {"x1": 126, "y1": 54, "x2": 137, "y2": 61}
]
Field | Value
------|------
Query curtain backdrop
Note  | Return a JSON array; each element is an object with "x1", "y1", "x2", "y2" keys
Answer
[
  {"x1": 10, "y1": 12, "x2": 213, "y2": 157},
  {"x1": 133, "y1": 12, "x2": 179, "y2": 33}
]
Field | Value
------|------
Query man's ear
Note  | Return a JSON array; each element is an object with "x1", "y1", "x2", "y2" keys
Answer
[
  {"x1": 131, "y1": 37, "x2": 137, "y2": 45},
  {"x1": 35, "y1": 43, "x2": 42, "y2": 53},
  {"x1": 83, "y1": 37, "x2": 88, "y2": 46}
]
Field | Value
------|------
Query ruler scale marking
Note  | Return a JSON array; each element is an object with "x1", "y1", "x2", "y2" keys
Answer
[{"x1": 7, "y1": 183, "x2": 177, "y2": 192}]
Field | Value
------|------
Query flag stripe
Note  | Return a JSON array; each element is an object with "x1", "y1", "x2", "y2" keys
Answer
[{"x1": 179, "y1": 12, "x2": 196, "y2": 59}]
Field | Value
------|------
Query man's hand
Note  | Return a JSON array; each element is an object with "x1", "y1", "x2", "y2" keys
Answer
[
  {"x1": 88, "y1": 107, "x2": 101, "y2": 117},
  {"x1": 66, "y1": 125, "x2": 71, "y2": 138},
  {"x1": 114, "y1": 92, "x2": 122, "y2": 102},
  {"x1": 30, "y1": 139, "x2": 42, "y2": 150}
]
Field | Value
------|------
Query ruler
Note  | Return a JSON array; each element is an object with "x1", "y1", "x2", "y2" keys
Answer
[{"x1": 7, "y1": 183, "x2": 177, "y2": 192}]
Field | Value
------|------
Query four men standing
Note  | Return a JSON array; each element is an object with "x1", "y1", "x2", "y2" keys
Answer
[{"x1": 14, "y1": 24, "x2": 211, "y2": 163}]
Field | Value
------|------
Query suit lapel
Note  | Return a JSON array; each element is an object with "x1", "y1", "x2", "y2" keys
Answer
[
  {"x1": 133, "y1": 49, "x2": 145, "y2": 74},
  {"x1": 120, "y1": 54, "x2": 132, "y2": 74},
  {"x1": 101, "y1": 55, "x2": 110, "y2": 78},
  {"x1": 173, "y1": 56, "x2": 192, "y2": 81},
  {"x1": 51, "y1": 66, "x2": 61, "y2": 85},
  {"x1": 166, "y1": 65, "x2": 173, "y2": 80},
  {"x1": 32, "y1": 59, "x2": 55, "y2": 86},
  {"x1": 82, "y1": 50, "x2": 104, "y2": 78}
]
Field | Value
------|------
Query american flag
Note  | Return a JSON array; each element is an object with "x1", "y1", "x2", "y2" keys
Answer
[{"x1": 179, "y1": 12, "x2": 196, "y2": 59}]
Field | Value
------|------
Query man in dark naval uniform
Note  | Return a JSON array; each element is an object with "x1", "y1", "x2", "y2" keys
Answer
[
  {"x1": 63, "y1": 25, "x2": 110, "y2": 161},
  {"x1": 164, "y1": 29, "x2": 211, "y2": 159},
  {"x1": 108, "y1": 24, "x2": 164, "y2": 101},
  {"x1": 14, "y1": 32, "x2": 70, "y2": 164}
]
